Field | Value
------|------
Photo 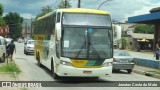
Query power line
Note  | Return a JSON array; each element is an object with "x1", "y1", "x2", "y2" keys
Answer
[{"x1": 81, "y1": 0, "x2": 102, "y2": 7}]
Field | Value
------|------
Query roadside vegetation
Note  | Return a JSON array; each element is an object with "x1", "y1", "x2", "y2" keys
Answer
[
  {"x1": 147, "y1": 70, "x2": 160, "y2": 75},
  {"x1": 21, "y1": 88, "x2": 28, "y2": 90},
  {"x1": 0, "y1": 62, "x2": 21, "y2": 74}
]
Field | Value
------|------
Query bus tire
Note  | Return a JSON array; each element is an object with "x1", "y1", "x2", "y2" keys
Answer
[
  {"x1": 127, "y1": 69, "x2": 132, "y2": 74},
  {"x1": 1, "y1": 54, "x2": 5, "y2": 62},
  {"x1": 51, "y1": 60, "x2": 59, "y2": 79},
  {"x1": 26, "y1": 52, "x2": 28, "y2": 55}
]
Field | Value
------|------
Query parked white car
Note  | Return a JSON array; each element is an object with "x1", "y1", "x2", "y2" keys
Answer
[
  {"x1": 0, "y1": 36, "x2": 6, "y2": 62},
  {"x1": 24, "y1": 40, "x2": 34, "y2": 55},
  {"x1": 17, "y1": 38, "x2": 23, "y2": 43}
]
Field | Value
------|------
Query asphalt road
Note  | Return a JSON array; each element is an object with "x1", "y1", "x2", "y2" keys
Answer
[{"x1": 13, "y1": 42, "x2": 160, "y2": 90}]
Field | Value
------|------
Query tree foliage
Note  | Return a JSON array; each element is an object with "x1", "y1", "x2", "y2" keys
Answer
[
  {"x1": 36, "y1": 5, "x2": 53, "y2": 18},
  {"x1": 36, "y1": 0, "x2": 72, "y2": 19},
  {"x1": 119, "y1": 37, "x2": 127, "y2": 49},
  {"x1": 56, "y1": 0, "x2": 72, "y2": 9},
  {"x1": 0, "y1": 4, "x2": 5, "y2": 26},
  {"x1": 0, "y1": 4, "x2": 3, "y2": 17},
  {"x1": 134, "y1": 24, "x2": 154, "y2": 34},
  {"x1": 3, "y1": 12, "x2": 23, "y2": 39},
  {"x1": 0, "y1": 18, "x2": 5, "y2": 26}
]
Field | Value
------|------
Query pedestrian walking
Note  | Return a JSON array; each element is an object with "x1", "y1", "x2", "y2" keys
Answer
[
  {"x1": 6, "y1": 40, "x2": 16, "y2": 61},
  {"x1": 154, "y1": 44, "x2": 160, "y2": 60}
]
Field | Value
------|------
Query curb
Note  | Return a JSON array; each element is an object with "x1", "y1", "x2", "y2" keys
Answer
[{"x1": 133, "y1": 69, "x2": 160, "y2": 79}]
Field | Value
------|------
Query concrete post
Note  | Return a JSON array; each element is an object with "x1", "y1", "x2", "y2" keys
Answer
[{"x1": 154, "y1": 24, "x2": 160, "y2": 50}]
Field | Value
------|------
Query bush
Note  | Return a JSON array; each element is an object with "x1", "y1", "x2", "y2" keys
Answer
[
  {"x1": 0, "y1": 62, "x2": 21, "y2": 74},
  {"x1": 119, "y1": 37, "x2": 127, "y2": 49}
]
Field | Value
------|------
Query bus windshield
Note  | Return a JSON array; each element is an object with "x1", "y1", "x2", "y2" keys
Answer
[
  {"x1": 62, "y1": 13, "x2": 111, "y2": 27},
  {"x1": 62, "y1": 27, "x2": 113, "y2": 60}
]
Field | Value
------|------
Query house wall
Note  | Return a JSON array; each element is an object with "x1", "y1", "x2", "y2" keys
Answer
[{"x1": 126, "y1": 37, "x2": 153, "y2": 51}]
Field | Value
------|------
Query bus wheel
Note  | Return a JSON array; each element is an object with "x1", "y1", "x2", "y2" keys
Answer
[
  {"x1": 37, "y1": 55, "x2": 42, "y2": 67},
  {"x1": 1, "y1": 54, "x2": 5, "y2": 62},
  {"x1": 127, "y1": 69, "x2": 132, "y2": 74},
  {"x1": 51, "y1": 60, "x2": 59, "y2": 79}
]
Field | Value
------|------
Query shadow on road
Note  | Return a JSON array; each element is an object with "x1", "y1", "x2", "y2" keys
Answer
[{"x1": 112, "y1": 70, "x2": 131, "y2": 74}]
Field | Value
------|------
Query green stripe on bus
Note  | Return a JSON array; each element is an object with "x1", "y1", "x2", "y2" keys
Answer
[{"x1": 85, "y1": 60, "x2": 105, "y2": 66}]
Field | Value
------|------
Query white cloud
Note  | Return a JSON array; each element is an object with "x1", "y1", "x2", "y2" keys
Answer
[
  {"x1": 125, "y1": 2, "x2": 160, "y2": 22},
  {"x1": 2, "y1": 12, "x2": 7, "y2": 17},
  {"x1": 20, "y1": 13, "x2": 35, "y2": 19},
  {"x1": 1, "y1": 0, "x2": 160, "y2": 22}
]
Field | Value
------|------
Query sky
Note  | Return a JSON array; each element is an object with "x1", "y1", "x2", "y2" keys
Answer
[{"x1": 0, "y1": 0, "x2": 160, "y2": 22}]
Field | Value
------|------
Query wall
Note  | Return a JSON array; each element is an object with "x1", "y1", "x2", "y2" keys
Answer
[{"x1": 134, "y1": 58, "x2": 160, "y2": 69}]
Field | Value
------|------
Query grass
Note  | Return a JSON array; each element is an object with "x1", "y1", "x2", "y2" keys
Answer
[
  {"x1": 21, "y1": 88, "x2": 28, "y2": 90},
  {"x1": 147, "y1": 71, "x2": 160, "y2": 75},
  {"x1": 0, "y1": 62, "x2": 21, "y2": 74}
]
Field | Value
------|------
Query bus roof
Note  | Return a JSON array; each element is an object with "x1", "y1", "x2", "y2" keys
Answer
[
  {"x1": 37, "y1": 8, "x2": 110, "y2": 21},
  {"x1": 59, "y1": 8, "x2": 110, "y2": 15},
  {"x1": 37, "y1": 11, "x2": 55, "y2": 21}
]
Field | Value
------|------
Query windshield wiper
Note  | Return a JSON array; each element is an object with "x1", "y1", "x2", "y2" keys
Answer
[
  {"x1": 89, "y1": 42, "x2": 102, "y2": 59},
  {"x1": 75, "y1": 29, "x2": 103, "y2": 59},
  {"x1": 75, "y1": 41, "x2": 86, "y2": 58},
  {"x1": 88, "y1": 32, "x2": 102, "y2": 59},
  {"x1": 75, "y1": 32, "x2": 87, "y2": 58}
]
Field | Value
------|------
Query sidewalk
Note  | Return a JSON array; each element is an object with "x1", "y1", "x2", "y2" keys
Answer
[
  {"x1": 127, "y1": 50, "x2": 155, "y2": 60},
  {"x1": 127, "y1": 50, "x2": 160, "y2": 79}
]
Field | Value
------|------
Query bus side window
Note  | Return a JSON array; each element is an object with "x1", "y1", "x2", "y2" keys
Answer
[{"x1": 57, "y1": 12, "x2": 61, "y2": 23}]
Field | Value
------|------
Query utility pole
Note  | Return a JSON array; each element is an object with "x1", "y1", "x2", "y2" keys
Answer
[
  {"x1": 78, "y1": 0, "x2": 81, "y2": 8},
  {"x1": 25, "y1": 23, "x2": 27, "y2": 37},
  {"x1": 31, "y1": 18, "x2": 32, "y2": 37}
]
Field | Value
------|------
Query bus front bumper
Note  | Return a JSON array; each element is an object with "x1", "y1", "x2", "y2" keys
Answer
[{"x1": 56, "y1": 65, "x2": 112, "y2": 77}]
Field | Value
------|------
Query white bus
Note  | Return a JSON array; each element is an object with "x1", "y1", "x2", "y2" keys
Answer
[{"x1": 34, "y1": 8, "x2": 113, "y2": 79}]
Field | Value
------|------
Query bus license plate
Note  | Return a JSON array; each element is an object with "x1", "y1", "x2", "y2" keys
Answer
[{"x1": 83, "y1": 70, "x2": 92, "y2": 74}]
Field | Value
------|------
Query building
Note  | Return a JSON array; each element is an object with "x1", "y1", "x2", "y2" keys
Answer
[
  {"x1": 128, "y1": 33, "x2": 154, "y2": 51},
  {"x1": 128, "y1": 7, "x2": 160, "y2": 50},
  {"x1": 0, "y1": 26, "x2": 9, "y2": 37}
]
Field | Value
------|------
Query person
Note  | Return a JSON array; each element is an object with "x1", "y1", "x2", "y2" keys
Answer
[
  {"x1": 155, "y1": 44, "x2": 160, "y2": 60},
  {"x1": 6, "y1": 40, "x2": 16, "y2": 61}
]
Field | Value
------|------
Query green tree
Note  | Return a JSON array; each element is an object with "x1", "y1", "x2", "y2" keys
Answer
[
  {"x1": 3, "y1": 12, "x2": 23, "y2": 39},
  {"x1": 0, "y1": 18, "x2": 5, "y2": 26},
  {"x1": 134, "y1": 24, "x2": 154, "y2": 34},
  {"x1": 0, "y1": 4, "x2": 3, "y2": 17},
  {"x1": 119, "y1": 37, "x2": 127, "y2": 49},
  {"x1": 0, "y1": 4, "x2": 5, "y2": 26},
  {"x1": 36, "y1": 5, "x2": 53, "y2": 19},
  {"x1": 36, "y1": 0, "x2": 72, "y2": 18},
  {"x1": 56, "y1": 0, "x2": 72, "y2": 9}
]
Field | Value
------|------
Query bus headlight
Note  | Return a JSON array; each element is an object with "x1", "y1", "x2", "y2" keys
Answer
[
  {"x1": 60, "y1": 60, "x2": 72, "y2": 66},
  {"x1": 103, "y1": 62, "x2": 112, "y2": 67}
]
